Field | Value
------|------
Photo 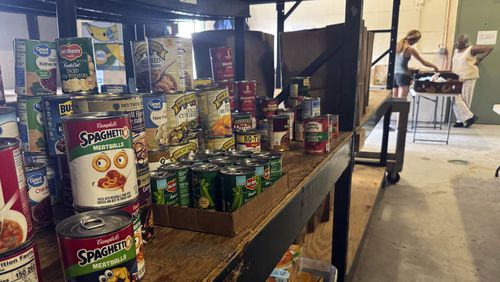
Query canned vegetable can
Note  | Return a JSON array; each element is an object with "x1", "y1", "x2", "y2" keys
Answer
[
  {"x1": 42, "y1": 94, "x2": 73, "y2": 156},
  {"x1": 159, "y1": 163, "x2": 193, "y2": 207},
  {"x1": 25, "y1": 162, "x2": 52, "y2": 229},
  {"x1": 56, "y1": 210, "x2": 138, "y2": 281},
  {"x1": 163, "y1": 91, "x2": 199, "y2": 145},
  {"x1": 220, "y1": 166, "x2": 256, "y2": 212},
  {"x1": 150, "y1": 170, "x2": 178, "y2": 206},
  {"x1": 197, "y1": 87, "x2": 232, "y2": 137},
  {"x1": 237, "y1": 158, "x2": 271, "y2": 193},
  {"x1": 253, "y1": 152, "x2": 283, "y2": 183},
  {"x1": 17, "y1": 95, "x2": 46, "y2": 153},
  {"x1": 191, "y1": 163, "x2": 221, "y2": 210},
  {"x1": 0, "y1": 106, "x2": 20, "y2": 139}
]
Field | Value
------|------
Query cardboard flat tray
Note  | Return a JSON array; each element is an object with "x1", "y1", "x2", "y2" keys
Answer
[{"x1": 153, "y1": 174, "x2": 290, "y2": 236}]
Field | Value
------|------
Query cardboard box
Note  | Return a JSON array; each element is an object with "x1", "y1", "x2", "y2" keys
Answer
[{"x1": 153, "y1": 174, "x2": 290, "y2": 236}]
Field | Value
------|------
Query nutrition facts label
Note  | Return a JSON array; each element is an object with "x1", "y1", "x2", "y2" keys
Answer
[{"x1": 0, "y1": 247, "x2": 39, "y2": 282}]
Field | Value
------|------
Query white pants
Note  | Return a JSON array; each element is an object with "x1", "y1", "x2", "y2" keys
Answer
[{"x1": 453, "y1": 79, "x2": 476, "y2": 123}]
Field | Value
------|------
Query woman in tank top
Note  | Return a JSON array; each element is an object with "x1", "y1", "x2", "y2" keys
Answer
[
  {"x1": 451, "y1": 33, "x2": 493, "y2": 128},
  {"x1": 393, "y1": 30, "x2": 439, "y2": 99}
]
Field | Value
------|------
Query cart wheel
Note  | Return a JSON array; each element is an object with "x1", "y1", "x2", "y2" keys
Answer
[{"x1": 386, "y1": 172, "x2": 400, "y2": 184}]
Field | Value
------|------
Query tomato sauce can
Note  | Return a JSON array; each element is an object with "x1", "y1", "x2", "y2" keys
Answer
[
  {"x1": 150, "y1": 170, "x2": 178, "y2": 206},
  {"x1": 0, "y1": 138, "x2": 33, "y2": 254},
  {"x1": 131, "y1": 40, "x2": 151, "y2": 93},
  {"x1": 42, "y1": 94, "x2": 73, "y2": 156},
  {"x1": 17, "y1": 95, "x2": 46, "y2": 153},
  {"x1": 237, "y1": 158, "x2": 271, "y2": 193},
  {"x1": 232, "y1": 112, "x2": 253, "y2": 131},
  {"x1": 25, "y1": 162, "x2": 52, "y2": 230},
  {"x1": 142, "y1": 93, "x2": 168, "y2": 150},
  {"x1": 301, "y1": 97, "x2": 321, "y2": 119},
  {"x1": 215, "y1": 80, "x2": 236, "y2": 111},
  {"x1": 252, "y1": 152, "x2": 283, "y2": 183},
  {"x1": 235, "y1": 130, "x2": 261, "y2": 152},
  {"x1": 304, "y1": 116, "x2": 331, "y2": 154},
  {"x1": 164, "y1": 91, "x2": 199, "y2": 145},
  {"x1": 148, "y1": 146, "x2": 170, "y2": 171},
  {"x1": 0, "y1": 106, "x2": 20, "y2": 139},
  {"x1": 62, "y1": 112, "x2": 139, "y2": 209},
  {"x1": 56, "y1": 37, "x2": 98, "y2": 94},
  {"x1": 159, "y1": 163, "x2": 193, "y2": 208},
  {"x1": 191, "y1": 163, "x2": 221, "y2": 211},
  {"x1": 269, "y1": 115, "x2": 290, "y2": 151},
  {"x1": 56, "y1": 210, "x2": 138, "y2": 281},
  {"x1": 197, "y1": 87, "x2": 232, "y2": 137},
  {"x1": 0, "y1": 240, "x2": 42, "y2": 281},
  {"x1": 210, "y1": 46, "x2": 234, "y2": 81},
  {"x1": 257, "y1": 96, "x2": 278, "y2": 119},
  {"x1": 235, "y1": 80, "x2": 257, "y2": 124},
  {"x1": 205, "y1": 135, "x2": 235, "y2": 151},
  {"x1": 220, "y1": 166, "x2": 256, "y2": 212}
]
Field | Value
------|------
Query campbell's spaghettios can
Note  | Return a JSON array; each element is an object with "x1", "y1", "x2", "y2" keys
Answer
[
  {"x1": 56, "y1": 210, "x2": 138, "y2": 281},
  {"x1": 56, "y1": 37, "x2": 98, "y2": 94},
  {"x1": 290, "y1": 76, "x2": 311, "y2": 97},
  {"x1": 232, "y1": 112, "x2": 253, "y2": 131},
  {"x1": 164, "y1": 91, "x2": 199, "y2": 145},
  {"x1": 220, "y1": 165, "x2": 256, "y2": 212},
  {"x1": 191, "y1": 163, "x2": 221, "y2": 211},
  {"x1": 269, "y1": 115, "x2": 290, "y2": 152},
  {"x1": 304, "y1": 116, "x2": 331, "y2": 154},
  {"x1": 148, "y1": 146, "x2": 170, "y2": 171},
  {"x1": 197, "y1": 87, "x2": 232, "y2": 137},
  {"x1": 216, "y1": 80, "x2": 236, "y2": 111},
  {"x1": 235, "y1": 130, "x2": 261, "y2": 153},
  {"x1": 257, "y1": 96, "x2": 278, "y2": 119},
  {"x1": 210, "y1": 46, "x2": 234, "y2": 81},
  {"x1": 235, "y1": 80, "x2": 257, "y2": 124},
  {"x1": 62, "y1": 112, "x2": 139, "y2": 209},
  {"x1": 159, "y1": 163, "x2": 192, "y2": 208},
  {"x1": 0, "y1": 240, "x2": 42, "y2": 281},
  {"x1": 0, "y1": 138, "x2": 34, "y2": 254},
  {"x1": 25, "y1": 162, "x2": 52, "y2": 230},
  {"x1": 42, "y1": 94, "x2": 73, "y2": 156},
  {"x1": 0, "y1": 106, "x2": 20, "y2": 139},
  {"x1": 17, "y1": 95, "x2": 46, "y2": 153},
  {"x1": 131, "y1": 40, "x2": 151, "y2": 92},
  {"x1": 205, "y1": 135, "x2": 235, "y2": 151}
]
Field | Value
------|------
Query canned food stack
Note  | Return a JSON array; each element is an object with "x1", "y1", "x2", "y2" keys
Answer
[
  {"x1": 287, "y1": 76, "x2": 311, "y2": 107},
  {"x1": 210, "y1": 46, "x2": 237, "y2": 111}
]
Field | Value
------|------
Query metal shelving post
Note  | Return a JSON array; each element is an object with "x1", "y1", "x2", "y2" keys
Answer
[{"x1": 56, "y1": 0, "x2": 77, "y2": 37}]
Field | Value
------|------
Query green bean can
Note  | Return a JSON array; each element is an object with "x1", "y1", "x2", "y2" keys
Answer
[
  {"x1": 150, "y1": 170, "x2": 178, "y2": 206},
  {"x1": 191, "y1": 163, "x2": 221, "y2": 211},
  {"x1": 252, "y1": 152, "x2": 282, "y2": 183},
  {"x1": 237, "y1": 158, "x2": 271, "y2": 192},
  {"x1": 159, "y1": 163, "x2": 192, "y2": 207},
  {"x1": 220, "y1": 166, "x2": 256, "y2": 212}
]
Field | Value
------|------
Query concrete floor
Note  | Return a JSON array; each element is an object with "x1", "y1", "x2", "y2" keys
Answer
[{"x1": 352, "y1": 124, "x2": 500, "y2": 282}]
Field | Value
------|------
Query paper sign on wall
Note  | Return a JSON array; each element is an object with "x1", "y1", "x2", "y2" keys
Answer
[{"x1": 477, "y1": 30, "x2": 497, "y2": 45}]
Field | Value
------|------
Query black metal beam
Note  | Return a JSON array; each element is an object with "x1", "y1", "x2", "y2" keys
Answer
[
  {"x1": 387, "y1": 0, "x2": 401, "y2": 89},
  {"x1": 369, "y1": 29, "x2": 391, "y2": 33},
  {"x1": 135, "y1": 24, "x2": 146, "y2": 41},
  {"x1": 284, "y1": 0, "x2": 303, "y2": 20},
  {"x1": 372, "y1": 48, "x2": 390, "y2": 66},
  {"x1": 122, "y1": 23, "x2": 135, "y2": 90},
  {"x1": 276, "y1": 2, "x2": 285, "y2": 89},
  {"x1": 234, "y1": 17, "x2": 246, "y2": 80},
  {"x1": 26, "y1": 14, "x2": 40, "y2": 40},
  {"x1": 56, "y1": 0, "x2": 77, "y2": 38}
]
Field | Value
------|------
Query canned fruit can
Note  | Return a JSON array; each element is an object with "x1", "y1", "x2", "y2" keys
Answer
[
  {"x1": 197, "y1": 87, "x2": 232, "y2": 137},
  {"x1": 0, "y1": 106, "x2": 20, "y2": 139},
  {"x1": 56, "y1": 210, "x2": 138, "y2": 281},
  {"x1": 0, "y1": 138, "x2": 34, "y2": 254},
  {"x1": 235, "y1": 130, "x2": 261, "y2": 152},
  {"x1": 304, "y1": 116, "x2": 331, "y2": 154},
  {"x1": 14, "y1": 39, "x2": 57, "y2": 96},
  {"x1": 257, "y1": 96, "x2": 278, "y2": 119},
  {"x1": 25, "y1": 163, "x2": 52, "y2": 229},
  {"x1": 232, "y1": 112, "x2": 253, "y2": 131},
  {"x1": 252, "y1": 152, "x2": 282, "y2": 183},
  {"x1": 142, "y1": 93, "x2": 168, "y2": 150},
  {"x1": 100, "y1": 84, "x2": 128, "y2": 94},
  {"x1": 62, "y1": 112, "x2": 139, "y2": 209},
  {"x1": 42, "y1": 94, "x2": 73, "y2": 156},
  {"x1": 179, "y1": 154, "x2": 208, "y2": 166},
  {"x1": 168, "y1": 141, "x2": 198, "y2": 163},
  {"x1": 164, "y1": 91, "x2": 199, "y2": 145},
  {"x1": 290, "y1": 76, "x2": 310, "y2": 97},
  {"x1": 151, "y1": 170, "x2": 178, "y2": 206},
  {"x1": 139, "y1": 201, "x2": 154, "y2": 244},
  {"x1": 148, "y1": 147, "x2": 170, "y2": 171},
  {"x1": 210, "y1": 46, "x2": 234, "y2": 81},
  {"x1": 191, "y1": 163, "x2": 221, "y2": 210},
  {"x1": 17, "y1": 95, "x2": 46, "y2": 153},
  {"x1": 269, "y1": 115, "x2": 290, "y2": 151},
  {"x1": 131, "y1": 40, "x2": 151, "y2": 92},
  {"x1": 301, "y1": 97, "x2": 321, "y2": 118},
  {"x1": 205, "y1": 135, "x2": 235, "y2": 151},
  {"x1": 56, "y1": 37, "x2": 98, "y2": 94},
  {"x1": 148, "y1": 37, "x2": 193, "y2": 92},
  {"x1": 220, "y1": 166, "x2": 256, "y2": 212},
  {"x1": 237, "y1": 158, "x2": 271, "y2": 192},
  {"x1": 208, "y1": 156, "x2": 237, "y2": 167},
  {"x1": 215, "y1": 80, "x2": 236, "y2": 111},
  {"x1": 159, "y1": 163, "x2": 192, "y2": 208},
  {"x1": 0, "y1": 240, "x2": 42, "y2": 281}
]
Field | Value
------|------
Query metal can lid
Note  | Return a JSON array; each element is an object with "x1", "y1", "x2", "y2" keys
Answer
[
  {"x1": 291, "y1": 76, "x2": 311, "y2": 80},
  {"x1": 0, "y1": 137, "x2": 19, "y2": 150},
  {"x1": 25, "y1": 162, "x2": 46, "y2": 172},
  {"x1": 159, "y1": 162, "x2": 192, "y2": 172},
  {"x1": 208, "y1": 156, "x2": 237, "y2": 166},
  {"x1": 179, "y1": 154, "x2": 208, "y2": 164},
  {"x1": 234, "y1": 80, "x2": 257, "y2": 85},
  {"x1": 191, "y1": 162, "x2": 220, "y2": 172},
  {"x1": 252, "y1": 151, "x2": 282, "y2": 160},
  {"x1": 62, "y1": 111, "x2": 129, "y2": 121},
  {"x1": 224, "y1": 150, "x2": 253, "y2": 158},
  {"x1": 41, "y1": 94, "x2": 72, "y2": 101},
  {"x1": 56, "y1": 210, "x2": 132, "y2": 239},
  {"x1": 220, "y1": 165, "x2": 255, "y2": 176},
  {"x1": 150, "y1": 170, "x2": 175, "y2": 180},
  {"x1": 16, "y1": 94, "x2": 43, "y2": 101},
  {"x1": 236, "y1": 158, "x2": 268, "y2": 167},
  {"x1": 0, "y1": 106, "x2": 16, "y2": 115},
  {"x1": 195, "y1": 149, "x2": 225, "y2": 157},
  {"x1": 235, "y1": 129, "x2": 259, "y2": 135}
]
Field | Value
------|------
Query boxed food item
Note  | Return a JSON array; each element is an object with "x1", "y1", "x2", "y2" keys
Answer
[
  {"x1": 267, "y1": 245, "x2": 302, "y2": 282},
  {"x1": 14, "y1": 39, "x2": 57, "y2": 96}
]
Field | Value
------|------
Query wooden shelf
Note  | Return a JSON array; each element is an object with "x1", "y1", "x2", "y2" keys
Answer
[
  {"x1": 37, "y1": 132, "x2": 352, "y2": 281},
  {"x1": 357, "y1": 90, "x2": 391, "y2": 131}
]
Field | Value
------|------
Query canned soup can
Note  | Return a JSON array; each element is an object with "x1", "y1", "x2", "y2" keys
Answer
[
  {"x1": 62, "y1": 112, "x2": 139, "y2": 209},
  {"x1": 25, "y1": 163, "x2": 52, "y2": 229},
  {"x1": 163, "y1": 91, "x2": 199, "y2": 145},
  {"x1": 142, "y1": 93, "x2": 168, "y2": 150},
  {"x1": 235, "y1": 130, "x2": 261, "y2": 153},
  {"x1": 17, "y1": 95, "x2": 46, "y2": 153},
  {"x1": 269, "y1": 115, "x2": 290, "y2": 152},
  {"x1": 56, "y1": 37, "x2": 98, "y2": 94},
  {"x1": 56, "y1": 210, "x2": 138, "y2": 281},
  {"x1": 0, "y1": 106, "x2": 20, "y2": 139},
  {"x1": 221, "y1": 166, "x2": 256, "y2": 212},
  {"x1": 210, "y1": 46, "x2": 234, "y2": 81},
  {"x1": 0, "y1": 138, "x2": 34, "y2": 254},
  {"x1": 235, "y1": 80, "x2": 257, "y2": 120},
  {"x1": 42, "y1": 94, "x2": 73, "y2": 156},
  {"x1": 0, "y1": 240, "x2": 42, "y2": 281},
  {"x1": 197, "y1": 87, "x2": 232, "y2": 137}
]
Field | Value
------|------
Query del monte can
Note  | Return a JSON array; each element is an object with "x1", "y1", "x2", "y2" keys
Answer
[{"x1": 62, "y1": 112, "x2": 138, "y2": 209}]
